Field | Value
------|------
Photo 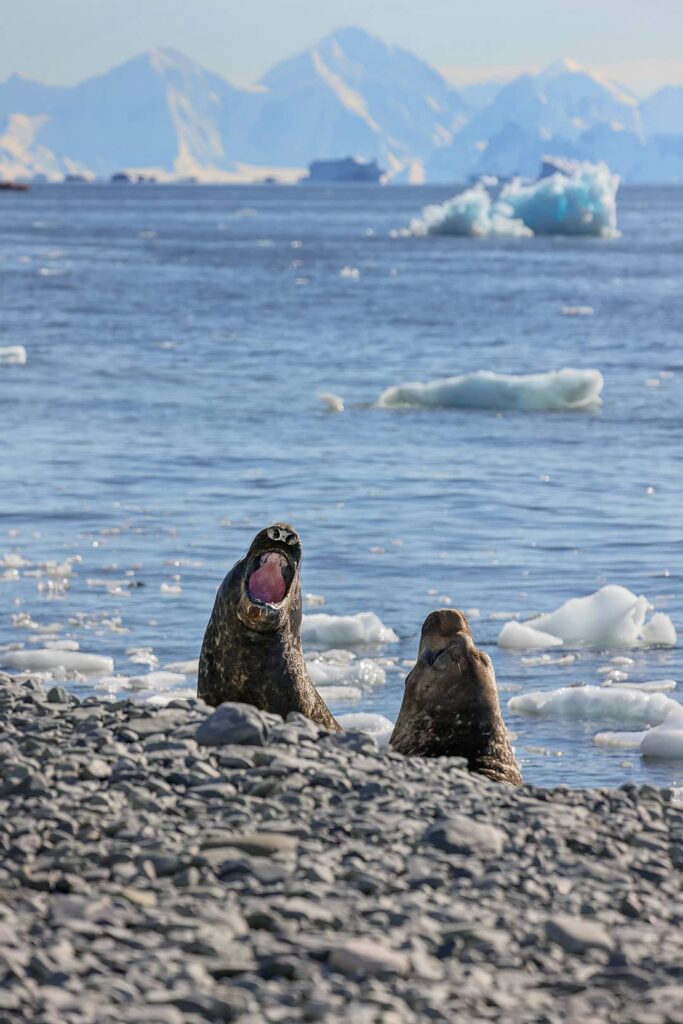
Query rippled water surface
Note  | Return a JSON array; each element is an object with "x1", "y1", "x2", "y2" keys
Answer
[{"x1": 2, "y1": 183, "x2": 682, "y2": 788}]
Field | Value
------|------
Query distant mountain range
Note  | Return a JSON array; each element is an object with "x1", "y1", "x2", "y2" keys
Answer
[{"x1": 1, "y1": 27, "x2": 682, "y2": 184}]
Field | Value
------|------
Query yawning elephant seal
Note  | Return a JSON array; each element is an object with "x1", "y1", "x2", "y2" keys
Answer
[
  {"x1": 390, "y1": 609, "x2": 521, "y2": 785},
  {"x1": 198, "y1": 523, "x2": 340, "y2": 731}
]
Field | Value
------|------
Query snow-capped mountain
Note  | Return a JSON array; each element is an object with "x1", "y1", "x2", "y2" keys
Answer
[
  {"x1": 428, "y1": 59, "x2": 646, "y2": 181},
  {"x1": 1, "y1": 31, "x2": 682, "y2": 184}
]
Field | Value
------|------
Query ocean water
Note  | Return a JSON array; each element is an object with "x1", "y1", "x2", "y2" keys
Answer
[{"x1": 1, "y1": 182, "x2": 682, "y2": 789}]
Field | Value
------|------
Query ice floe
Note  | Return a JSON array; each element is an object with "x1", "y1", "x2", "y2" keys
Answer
[
  {"x1": 405, "y1": 162, "x2": 619, "y2": 239},
  {"x1": 377, "y1": 369, "x2": 604, "y2": 413},
  {"x1": 1, "y1": 648, "x2": 114, "y2": 676},
  {"x1": 497, "y1": 585, "x2": 676, "y2": 649},
  {"x1": 336, "y1": 712, "x2": 395, "y2": 746},
  {"x1": 306, "y1": 650, "x2": 387, "y2": 688},
  {"x1": 302, "y1": 612, "x2": 399, "y2": 650},
  {"x1": 318, "y1": 391, "x2": 344, "y2": 413},
  {"x1": 594, "y1": 700, "x2": 683, "y2": 760},
  {"x1": 0, "y1": 345, "x2": 27, "y2": 365},
  {"x1": 508, "y1": 685, "x2": 679, "y2": 725}
]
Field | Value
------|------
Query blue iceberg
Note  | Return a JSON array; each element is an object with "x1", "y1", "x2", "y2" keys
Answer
[{"x1": 407, "y1": 161, "x2": 619, "y2": 238}]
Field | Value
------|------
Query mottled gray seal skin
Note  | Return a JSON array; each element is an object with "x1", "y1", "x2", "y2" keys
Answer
[
  {"x1": 198, "y1": 523, "x2": 341, "y2": 732},
  {"x1": 390, "y1": 609, "x2": 522, "y2": 785}
]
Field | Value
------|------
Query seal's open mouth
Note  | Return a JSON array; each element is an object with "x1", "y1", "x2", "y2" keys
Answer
[{"x1": 247, "y1": 551, "x2": 293, "y2": 606}]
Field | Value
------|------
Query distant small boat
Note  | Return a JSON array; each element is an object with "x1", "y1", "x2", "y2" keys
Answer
[{"x1": 0, "y1": 181, "x2": 30, "y2": 192}]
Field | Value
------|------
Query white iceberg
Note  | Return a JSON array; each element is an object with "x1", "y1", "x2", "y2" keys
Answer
[
  {"x1": 302, "y1": 612, "x2": 399, "y2": 650},
  {"x1": 377, "y1": 369, "x2": 603, "y2": 413},
  {"x1": 0, "y1": 346, "x2": 27, "y2": 365},
  {"x1": 407, "y1": 162, "x2": 619, "y2": 239},
  {"x1": 497, "y1": 585, "x2": 676, "y2": 649},
  {"x1": 1, "y1": 648, "x2": 114, "y2": 676}
]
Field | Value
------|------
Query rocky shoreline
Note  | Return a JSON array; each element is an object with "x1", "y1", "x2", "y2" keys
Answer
[{"x1": 1, "y1": 671, "x2": 682, "y2": 1023}]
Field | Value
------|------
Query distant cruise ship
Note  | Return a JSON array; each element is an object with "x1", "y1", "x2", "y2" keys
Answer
[{"x1": 303, "y1": 157, "x2": 384, "y2": 184}]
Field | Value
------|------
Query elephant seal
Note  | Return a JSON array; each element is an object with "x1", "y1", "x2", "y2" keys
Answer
[
  {"x1": 390, "y1": 609, "x2": 522, "y2": 785},
  {"x1": 198, "y1": 523, "x2": 341, "y2": 731}
]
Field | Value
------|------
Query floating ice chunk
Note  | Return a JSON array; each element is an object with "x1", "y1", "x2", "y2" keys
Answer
[
  {"x1": 1, "y1": 649, "x2": 114, "y2": 676},
  {"x1": 497, "y1": 622, "x2": 564, "y2": 650},
  {"x1": 408, "y1": 184, "x2": 532, "y2": 238},
  {"x1": 508, "y1": 684, "x2": 679, "y2": 725},
  {"x1": 319, "y1": 391, "x2": 344, "y2": 413},
  {"x1": 302, "y1": 612, "x2": 399, "y2": 650},
  {"x1": 145, "y1": 689, "x2": 197, "y2": 707},
  {"x1": 306, "y1": 653, "x2": 386, "y2": 688},
  {"x1": 317, "y1": 685, "x2": 362, "y2": 702},
  {"x1": 165, "y1": 658, "x2": 199, "y2": 675},
  {"x1": 304, "y1": 593, "x2": 326, "y2": 607},
  {"x1": 336, "y1": 712, "x2": 395, "y2": 746},
  {"x1": 642, "y1": 612, "x2": 677, "y2": 646},
  {"x1": 640, "y1": 723, "x2": 683, "y2": 759},
  {"x1": 562, "y1": 306, "x2": 594, "y2": 316},
  {"x1": 0, "y1": 346, "x2": 27, "y2": 365},
  {"x1": 501, "y1": 163, "x2": 619, "y2": 237},
  {"x1": 128, "y1": 671, "x2": 186, "y2": 690},
  {"x1": 160, "y1": 583, "x2": 182, "y2": 595},
  {"x1": 2, "y1": 553, "x2": 29, "y2": 568},
  {"x1": 604, "y1": 679, "x2": 676, "y2": 693},
  {"x1": 504, "y1": 585, "x2": 677, "y2": 649},
  {"x1": 593, "y1": 730, "x2": 648, "y2": 749},
  {"x1": 339, "y1": 266, "x2": 360, "y2": 279},
  {"x1": 377, "y1": 369, "x2": 604, "y2": 413}
]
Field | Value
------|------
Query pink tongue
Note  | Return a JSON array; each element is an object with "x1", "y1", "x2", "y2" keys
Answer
[{"x1": 249, "y1": 554, "x2": 287, "y2": 604}]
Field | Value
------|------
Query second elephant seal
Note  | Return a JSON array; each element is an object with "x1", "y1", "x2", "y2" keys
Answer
[
  {"x1": 198, "y1": 523, "x2": 340, "y2": 732},
  {"x1": 390, "y1": 609, "x2": 522, "y2": 785}
]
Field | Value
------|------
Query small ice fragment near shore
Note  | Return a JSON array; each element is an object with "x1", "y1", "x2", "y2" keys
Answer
[
  {"x1": 508, "y1": 685, "x2": 679, "y2": 724},
  {"x1": 319, "y1": 392, "x2": 344, "y2": 413},
  {"x1": 317, "y1": 685, "x2": 362, "y2": 702},
  {"x1": 302, "y1": 612, "x2": 398, "y2": 649},
  {"x1": 165, "y1": 658, "x2": 199, "y2": 675},
  {"x1": 640, "y1": 723, "x2": 683, "y2": 759},
  {"x1": 128, "y1": 670, "x2": 186, "y2": 690},
  {"x1": 0, "y1": 346, "x2": 27, "y2": 365},
  {"x1": 377, "y1": 369, "x2": 603, "y2": 413},
  {"x1": 304, "y1": 593, "x2": 326, "y2": 607},
  {"x1": 1, "y1": 649, "x2": 114, "y2": 676},
  {"x1": 336, "y1": 712, "x2": 395, "y2": 746},
  {"x1": 306, "y1": 654, "x2": 386, "y2": 688},
  {"x1": 604, "y1": 679, "x2": 677, "y2": 693},
  {"x1": 562, "y1": 306, "x2": 594, "y2": 316},
  {"x1": 498, "y1": 622, "x2": 564, "y2": 650},
  {"x1": 160, "y1": 583, "x2": 182, "y2": 595},
  {"x1": 642, "y1": 612, "x2": 677, "y2": 646},
  {"x1": 593, "y1": 731, "x2": 648, "y2": 749},
  {"x1": 501, "y1": 585, "x2": 676, "y2": 649},
  {"x1": 339, "y1": 266, "x2": 360, "y2": 279}
]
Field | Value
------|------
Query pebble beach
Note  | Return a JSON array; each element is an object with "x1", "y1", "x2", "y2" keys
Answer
[{"x1": 2, "y1": 671, "x2": 682, "y2": 1024}]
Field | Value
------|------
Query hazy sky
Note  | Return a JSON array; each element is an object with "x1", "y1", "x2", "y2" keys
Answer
[{"x1": 2, "y1": 0, "x2": 682, "y2": 95}]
